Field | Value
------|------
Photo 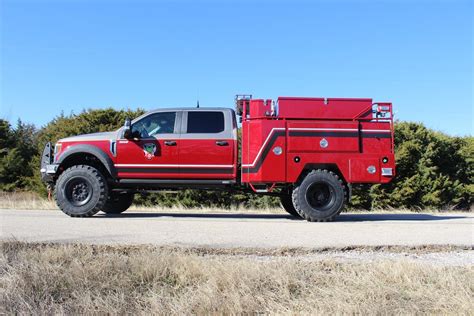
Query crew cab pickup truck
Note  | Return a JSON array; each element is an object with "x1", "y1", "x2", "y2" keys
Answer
[{"x1": 40, "y1": 95, "x2": 395, "y2": 221}]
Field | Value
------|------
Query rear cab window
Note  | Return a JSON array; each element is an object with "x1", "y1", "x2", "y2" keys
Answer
[{"x1": 186, "y1": 111, "x2": 225, "y2": 134}]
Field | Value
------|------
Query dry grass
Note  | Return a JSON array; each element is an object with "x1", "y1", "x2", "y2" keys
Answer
[
  {"x1": 0, "y1": 191, "x2": 56, "y2": 210},
  {"x1": 1, "y1": 242, "x2": 473, "y2": 314}
]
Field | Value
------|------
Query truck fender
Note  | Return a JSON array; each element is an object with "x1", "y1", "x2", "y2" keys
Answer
[{"x1": 57, "y1": 144, "x2": 117, "y2": 178}]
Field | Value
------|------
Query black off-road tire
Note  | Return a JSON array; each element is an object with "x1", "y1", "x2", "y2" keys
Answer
[
  {"x1": 292, "y1": 169, "x2": 346, "y2": 222},
  {"x1": 101, "y1": 192, "x2": 134, "y2": 214},
  {"x1": 280, "y1": 194, "x2": 301, "y2": 218},
  {"x1": 55, "y1": 165, "x2": 108, "y2": 217}
]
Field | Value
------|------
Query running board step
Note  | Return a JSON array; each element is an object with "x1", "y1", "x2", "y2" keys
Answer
[
  {"x1": 249, "y1": 183, "x2": 276, "y2": 193},
  {"x1": 119, "y1": 179, "x2": 235, "y2": 185}
]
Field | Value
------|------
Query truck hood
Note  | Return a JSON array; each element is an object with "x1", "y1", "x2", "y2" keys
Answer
[{"x1": 59, "y1": 131, "x2": 118, "y2": 143}]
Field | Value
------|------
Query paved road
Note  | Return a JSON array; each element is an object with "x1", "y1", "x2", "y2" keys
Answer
[{"x1": 1, "y1": 209, "x2": 473, "y2": 248}]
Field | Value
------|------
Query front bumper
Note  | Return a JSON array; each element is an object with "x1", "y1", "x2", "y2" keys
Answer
[
  {"x1": 40, "y1": 164, "x2": 59, "y2": 183},
  {"x1": 40, "y1": 142, "x2": 59, "y2": 183}
]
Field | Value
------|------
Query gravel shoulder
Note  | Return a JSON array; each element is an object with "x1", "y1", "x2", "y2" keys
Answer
[{"x1": 233, "y1": 250, "x2": 474, "y2": 267}]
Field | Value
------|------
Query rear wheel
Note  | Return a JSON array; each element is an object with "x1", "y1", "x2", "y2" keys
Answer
[
  {"x1": 292, "y1": 169, "x2": 346, "y2": 222},
  {"x1": 280, "y1": 194, "x2": 301, "y2": 218},
  {"x1": 55, "y1": 165, "x2": 108, "y2": 217},
  {"x1": 101, "y1": 192, "x2": 134, "y2": 214}
]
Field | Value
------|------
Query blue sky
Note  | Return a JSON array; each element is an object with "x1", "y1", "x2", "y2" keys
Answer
[{"x1": 1, "y1": 0, "x2": 472, "y2": 136}]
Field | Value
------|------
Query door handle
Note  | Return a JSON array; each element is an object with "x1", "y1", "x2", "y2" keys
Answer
[
  {"x1": 216, "y1": 140, "x2": 229, "y2": 146},
  {"x1": 164, "y1": 140, "x2": 177, "y2": 146}
]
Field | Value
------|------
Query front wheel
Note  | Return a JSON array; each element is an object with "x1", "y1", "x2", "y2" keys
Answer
[
  {"x1": 292, "y1": 169, "x2": 346, "y2": 222},
  {"x1": 101, "y1": 192, "x2": 134, "y2": 214},
  {"x1": 55, "y1": 165, "x2": 108, "y2": 217}
]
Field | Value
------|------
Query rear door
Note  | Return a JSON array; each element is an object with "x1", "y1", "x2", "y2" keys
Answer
[
  {"x1": 115, "y1": 111, "x2": 181, "y2": 178},
  {"x1": 178, "y1": 110, "x2": 235, "y2": 179}
]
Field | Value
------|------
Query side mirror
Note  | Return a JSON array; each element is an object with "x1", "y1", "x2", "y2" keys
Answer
[{"x1": 123, "y1": 118, "x2": 132, "y2": 139}]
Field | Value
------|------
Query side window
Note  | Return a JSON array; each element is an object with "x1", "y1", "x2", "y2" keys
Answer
[
  {"x1": 187, "y1": 111, "x2": 225, "y2": 134},
  {"x1": 131, "y1": 112, "x2": 176, "y2": 138}
]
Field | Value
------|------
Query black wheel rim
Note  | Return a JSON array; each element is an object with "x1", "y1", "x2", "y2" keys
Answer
[
  {"x1": 64, "y1": 177, "x2": 93, "y2": 207},
  {"x1": 305, "y1": 182, "x2": 335, "y2": 210}
]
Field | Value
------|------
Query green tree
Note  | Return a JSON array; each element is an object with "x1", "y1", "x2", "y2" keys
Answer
[
  {"x1": 36, "y1": 108, "x2": 145, "y2": 148},
  {"x1": 368, "y1": 122, "x2": 473, "y2": 210},
  {"x1": 0, "y1": 119, "x2": 15, "y2": 150},
  {"x1": 0, "y1": 120, "x2": 38, "y2": 191}
]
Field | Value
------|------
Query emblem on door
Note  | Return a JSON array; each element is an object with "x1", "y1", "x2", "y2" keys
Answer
[{"x1": 143, "y1": 143, "x2": 156, "y2": 160}]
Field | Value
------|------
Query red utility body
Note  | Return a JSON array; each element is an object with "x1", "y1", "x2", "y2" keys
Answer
[{"x1": 240, "y1": 96, "x2": 395, "y2": 188}]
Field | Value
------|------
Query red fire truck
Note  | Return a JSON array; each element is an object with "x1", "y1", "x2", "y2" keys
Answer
[{"x1": 40, "y1": 95, "x2": 395, "y2": 221}]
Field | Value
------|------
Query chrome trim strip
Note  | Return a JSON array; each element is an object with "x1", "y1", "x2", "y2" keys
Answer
[{"x1": 109, "y1": 140, "x2": 117, "y2": 157}]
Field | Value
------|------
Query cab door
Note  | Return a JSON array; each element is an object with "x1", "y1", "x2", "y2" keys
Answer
[
  {"x1": 115, "y1": 111, "x2": 181, "y2": 179},
  {"x1": 178, "y1": 110, "x2": 236, "y2": 179}
]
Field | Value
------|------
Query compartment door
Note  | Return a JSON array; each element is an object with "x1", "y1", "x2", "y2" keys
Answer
[{"x1": 349, "y1": 158, "x2": 380, "y2": 182}]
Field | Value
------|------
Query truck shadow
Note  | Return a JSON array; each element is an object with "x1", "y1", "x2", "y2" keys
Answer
[
  {"x1": 100, "y1": 212, "x2": 297, "y2": 220},
  {"x1": 99, "y1": 212, "x2": 467, "y2": 222},
  {"x1": 335, "y1": 213, "x2": 466, "y2": 222}
]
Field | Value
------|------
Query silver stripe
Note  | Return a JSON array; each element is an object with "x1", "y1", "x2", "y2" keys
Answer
[
  {"x1": 288, "y1": 128, "x2": 359, "y2": 131},
  {"x1": 59, "y1": 139, "x2": 107, "y2": 142},
  {"x1": 361, "y1": 129, "x2": 391, "y2": 133},
  {"x1": 289, "y1": 128, "x2": 391, "y2": 133},
  {"x1": 178, "y1": 138, "x2": 235, "y2": 141},
  {"x1": 114, "y1": 164, "x2": 234, "y2": 168}
]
